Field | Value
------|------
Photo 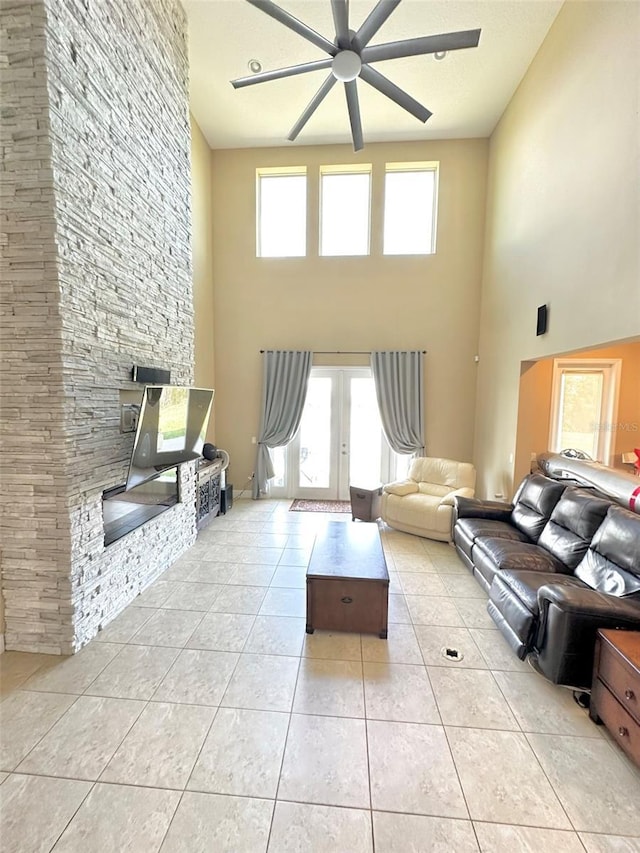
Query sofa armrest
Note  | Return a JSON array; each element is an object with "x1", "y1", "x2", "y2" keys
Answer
[
  {"x1": 537, "y1": 585, "x2": 640, "y2": 621},
  {"x1": 533, "y1": 584, "x2": 640, "y2": 686},
  {"x1": 440, "y1": 487, "x2": 475, "y2": 507},
  {"x1": 453, "y1": 495, "x2": 513, "y2": 521},
  {"x1": 383, "y1": 480, "x2": 419, "y2": 497}
]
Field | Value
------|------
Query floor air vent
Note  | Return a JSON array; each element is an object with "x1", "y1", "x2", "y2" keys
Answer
[{"x1": 441, "y1": 646, "x2": 464, "y2": 662}]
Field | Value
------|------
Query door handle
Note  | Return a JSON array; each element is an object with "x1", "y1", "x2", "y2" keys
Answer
[{"x1": 341, "y1": 596, "x2": 353, "y2": 604}]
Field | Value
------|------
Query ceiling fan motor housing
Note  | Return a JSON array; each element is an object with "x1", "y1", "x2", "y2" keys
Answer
[{"x1": 331, "y1": 50, "x2": 362, "y2": 82}]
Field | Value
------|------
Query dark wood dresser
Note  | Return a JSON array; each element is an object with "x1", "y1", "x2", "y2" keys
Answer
[{"x1": 590, "y1": 629, "x2": 640, "y2": 767}]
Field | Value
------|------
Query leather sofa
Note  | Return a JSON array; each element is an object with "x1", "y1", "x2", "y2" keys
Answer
[
  {"x1": 453, "y1": 473, "x2": 640, "y2": 689},
  {"x1": 381, "y1": 457, "x2": 476, "y2": 541}
]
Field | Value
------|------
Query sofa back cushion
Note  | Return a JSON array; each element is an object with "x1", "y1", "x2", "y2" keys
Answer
[
  {"x1": 409, "y1": 457, "x2": 476, "y2": 490},
  {"x1": 537, "y1": 488, "x2": 612, "y2": 570},
  {"x1": 418, "y1": 483, "x2": 451, "y2": 498},
  {"x1": 510, "y1": 474, "x2": 566, "y2": 543},
  {"x1": 574, "y1": 505, "x2": 640, "y2": 597}
]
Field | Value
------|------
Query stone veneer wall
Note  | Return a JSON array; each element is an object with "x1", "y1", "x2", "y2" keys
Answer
[
  {"x1": 1, "y1": 0, "x2": 196, "y2": 653},
  {"x1": 1, "y1": 1, "x2": 73, "y2": 653}
]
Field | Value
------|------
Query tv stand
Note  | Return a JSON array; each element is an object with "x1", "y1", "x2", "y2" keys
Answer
[
  {"x1": 103, "y1": 469, "x2": 179, "y2": 546},
  {"x1": 196, "y1": 458, "x2": 222, "y2": 530}
]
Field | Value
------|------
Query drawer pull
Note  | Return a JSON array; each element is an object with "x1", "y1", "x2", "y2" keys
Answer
[
  {"x1": 341, "y1": 596, "x2": 353, "y2": 605},
  {"x1": 618, "y1": 726, "x2": 629, "y2": 738},
  {"x1": 624, "y1": 689, "x2": 635, "y2": 700}
]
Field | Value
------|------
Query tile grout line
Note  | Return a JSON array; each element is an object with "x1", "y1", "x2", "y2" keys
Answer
[
  {"x1": 361, "y1": 646, "x2": 377, "y2": 853},
  {"x1": 3, "y1": 693, "x2": 84, "y2": 775},
  {"x1": 265, "y1": 652, "x2": 304, "y2": 851}
]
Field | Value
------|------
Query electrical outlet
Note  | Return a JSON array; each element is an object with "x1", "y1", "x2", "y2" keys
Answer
[{"x1": 120, "y1": 404, "x2": 139, "y2": 434}]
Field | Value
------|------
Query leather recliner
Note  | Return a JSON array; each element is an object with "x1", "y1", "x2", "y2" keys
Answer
[
  {"x1": 453, "y1": 473, "x2": 567, "y2": 590},
  {"x1": 381, "y1": 457, "x2": 476, "y2": 542},
  {"x1": 453, "y1": 474, "x2": 640, "y2": 689},
  {"x1": 529, "y1": 505, "x2": 640, "y2": 688},
  {"x1": 486, "y1": 487, "x2": 617, "y2": 660}
]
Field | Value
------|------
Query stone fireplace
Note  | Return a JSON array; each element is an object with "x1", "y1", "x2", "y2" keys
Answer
[{"x1": 1, "y1": 0, "x2": 196, "y2": 653}]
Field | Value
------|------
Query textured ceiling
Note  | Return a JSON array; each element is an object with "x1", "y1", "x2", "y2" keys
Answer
[{"x1": 184, "y1": 0, "x2": 563, "y2": 150}]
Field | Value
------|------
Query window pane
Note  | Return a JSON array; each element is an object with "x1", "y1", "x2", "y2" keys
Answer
[
  {"x1": 270, "y1": 445, "x2": 286, "y2": 488},
  {"x1": 258, "y1": 174, "x2": 306, "y2": 257},
  {"x1": 349, "y1": 378, "x2": 383, "y2": 486},
  {"x1": 320, "y1": 172, "x2": 370, "y2": 256},
  {"x1": 298, "y1": 378, "x2": 332, "y2": 488},
  {"x1": 393, "y1": 453, "x2": 412, "y2": 481},
  {"x1": 383, "y1": 170, "x2": 436, "y2": 255},
  {"x1": 557, "y1": 372, "x2": 604, "y2": 458}
]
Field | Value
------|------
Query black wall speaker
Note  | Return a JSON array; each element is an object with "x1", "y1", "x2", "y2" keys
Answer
[
  {"x1": 132, "y1": 365, "x2": 171, "y2": 384},
  {"x1": 536, "y1": 304, "x2": 548, "y2": 336}
]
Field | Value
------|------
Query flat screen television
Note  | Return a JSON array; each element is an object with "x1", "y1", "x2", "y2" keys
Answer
[{"x1": 125, "y1": 385, "x2": 214, "y2": 491}]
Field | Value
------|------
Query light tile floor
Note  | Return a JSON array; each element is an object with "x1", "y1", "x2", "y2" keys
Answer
[{"x1": 1, "y1": 499, "x2": 640, "y2": 853}]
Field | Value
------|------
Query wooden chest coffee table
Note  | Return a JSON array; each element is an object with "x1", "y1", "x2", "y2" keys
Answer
[{"x1": 306, "y1": 521, "x2": 389, "y2": 638}]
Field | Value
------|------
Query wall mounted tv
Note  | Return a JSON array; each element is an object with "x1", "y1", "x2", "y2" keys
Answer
[{"x1": 125, "y1": 386, "x2": 214, "y2": 491}]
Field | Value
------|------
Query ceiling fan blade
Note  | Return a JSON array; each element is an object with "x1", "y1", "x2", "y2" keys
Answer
[
  {"x1": 246, "y1": 0, "x2": 336, "y2": 55},
  {"x1": 354, "y1": 0, "x2": 401, "y2": 49},
  {"x1": 331, "y1": 0, "x2": 350, "y2": 49},
  {"x1": 231, "y1": 58, "x2": 333, "y2": 89},
  {"x1": 359, "y1": 64, "x2": 431, "y2": 123},
  {"x1": 288, "y1": 74, "x2": 337, "y2": 141},
  {"x1": 362, "y1": 28, "x2": 481, "y2": 63},
  {"x1": 344, "y1": 80, "x2": 364, "y2": 152}
]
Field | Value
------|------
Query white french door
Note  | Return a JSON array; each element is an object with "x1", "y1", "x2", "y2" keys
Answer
[{"x1": 269, "y1": 367, "x2": 396, "y2": 500}]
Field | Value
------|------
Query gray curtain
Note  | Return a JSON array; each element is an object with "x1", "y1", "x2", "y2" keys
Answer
[
  {"x1": 371, "y1": 350, "x2": 425, "y2": 456},
  {"x1": 253, "y1": 350, "x2": 312, "y2": 499}
]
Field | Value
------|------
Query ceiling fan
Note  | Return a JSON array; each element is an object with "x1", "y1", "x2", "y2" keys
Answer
[{"x1": 231, "y1": 0, "x2": 481, "y2": 151}]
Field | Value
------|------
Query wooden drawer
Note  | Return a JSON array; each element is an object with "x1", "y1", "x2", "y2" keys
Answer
[
  {"x1": 592, "y1": 679, "x2": 640, "y2": 766},
  {"x1": 598, "y1": 641, "x2": 640, "y2": 724},
  {"x1": 306, "y1": 577, "x2": 388, "y2": 638}
]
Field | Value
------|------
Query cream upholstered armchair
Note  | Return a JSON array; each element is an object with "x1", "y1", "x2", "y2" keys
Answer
[{"x1": 381, "y1": 457, "x2": 476, "y2": 541}]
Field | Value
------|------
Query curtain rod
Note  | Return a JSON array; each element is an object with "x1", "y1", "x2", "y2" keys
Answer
[{"x1": 259, "y1": 350, "x2": 427, "y2": 354}]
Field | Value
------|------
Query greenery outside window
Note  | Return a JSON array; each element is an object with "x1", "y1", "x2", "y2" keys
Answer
[{"x1": 549, "y1": 359, "x2": 621, "y2": 465}]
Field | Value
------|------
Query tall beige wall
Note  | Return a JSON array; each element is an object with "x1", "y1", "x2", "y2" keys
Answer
[
  {"x1": 209, "y1": 140, "x2": 488, "y2": 490},
  {"x1": 475, "y1": 0, "x2": 640, "y2": 500},
  {"x1": 191, "y1": 116, "x2": 216, "y2": 440}
]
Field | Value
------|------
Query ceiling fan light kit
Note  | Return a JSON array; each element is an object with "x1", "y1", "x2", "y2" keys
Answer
[{"x1": 230, "y1": 0, "x2": 481, "y2": 151}]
